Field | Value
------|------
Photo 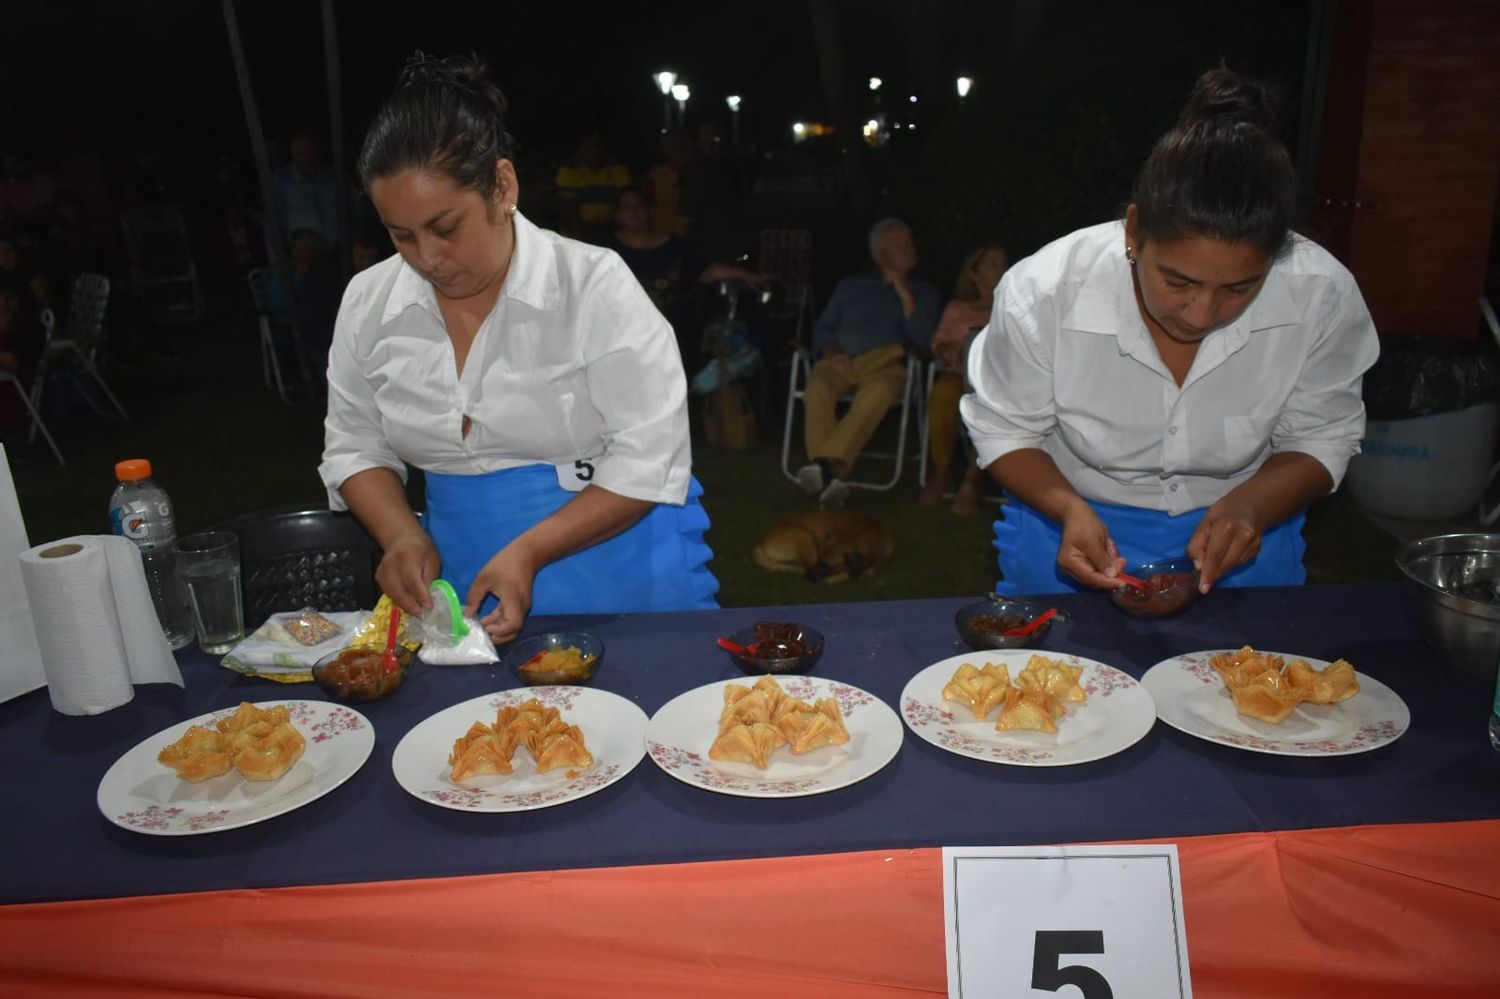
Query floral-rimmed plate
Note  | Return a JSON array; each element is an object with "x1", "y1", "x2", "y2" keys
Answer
[
  {"x1": 391, "y1": 686, "x2": 647, "y2": 812},
  {"x1": 1141, "y1": 650, "x2": 1410, "y2": 756},
  {"x1": 645, "y1": 676, "x2": 902, "y2": 798},
  {"x1": 96, "y1": 699, "x2": 374, "y2": 836},
  {"x1": 900, "y1": 651, "x2": 1156, "y2": 767}
]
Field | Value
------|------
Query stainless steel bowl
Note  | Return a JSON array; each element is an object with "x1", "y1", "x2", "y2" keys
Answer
[{"x1": 1395, "y1": 533, "x2": 1500, "y2": 679}]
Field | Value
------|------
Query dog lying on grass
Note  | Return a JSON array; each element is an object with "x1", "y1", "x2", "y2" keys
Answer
[{"x1": 752, "y1": 511, "x2": 895, "y2": 583}]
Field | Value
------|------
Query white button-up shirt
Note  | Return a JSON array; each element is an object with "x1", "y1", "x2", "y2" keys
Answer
[
  {"x1": 962, "y1": 221, "x2": 1379, "y2": 515},
  {"x1": 319, "y1": 212, "x2": 691, "y2": 510}
]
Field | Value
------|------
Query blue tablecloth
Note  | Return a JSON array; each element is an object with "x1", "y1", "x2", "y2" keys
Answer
[{"x1": 2, "y1": 582, "x2": 1495, "y2": 905}]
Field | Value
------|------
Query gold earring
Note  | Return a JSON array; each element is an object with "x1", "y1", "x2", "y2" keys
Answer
[
  {"x1": 1125, "y1": 246, "x2": 1137, "y2": 266},
  {"x1": 506, "y1": 203, "x2": 517, "y2": 218}
]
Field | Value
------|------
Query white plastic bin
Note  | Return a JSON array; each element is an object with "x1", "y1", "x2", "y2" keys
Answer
[{"x1": 1345, "y1": 401, "x2": 1500, "y2": 519}]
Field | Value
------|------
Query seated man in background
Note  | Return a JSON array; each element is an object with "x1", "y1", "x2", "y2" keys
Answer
[{"x1": 796, "y1": 219, "x2": 942, "y2": 508}]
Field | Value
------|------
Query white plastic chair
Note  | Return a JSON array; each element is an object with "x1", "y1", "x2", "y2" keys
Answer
[
  {"x1": 29, "y1": 273, "x2": 128, "y2": 424},
  {"x1": 121, "y1": 204, "x2": 203, "y2": 323},
  {"x1": 779, "y1": 348, "x2": 928, "y2": 492},
  {"x1": 3, "y1": 309, "x2": 64, "y2": 465}
]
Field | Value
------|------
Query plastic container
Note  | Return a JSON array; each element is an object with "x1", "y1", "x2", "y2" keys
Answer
[
  {"x1": 1345, "y1": 402, "x2": 1500, "y2": 519},
  {"x1": 108, "y1": 458, "x2": 194, "y2": 650}
]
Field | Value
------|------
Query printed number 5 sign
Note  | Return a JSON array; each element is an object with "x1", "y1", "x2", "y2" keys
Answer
[{"x1": 942, "y1": 845, "x2": 1192, "y2": 998}]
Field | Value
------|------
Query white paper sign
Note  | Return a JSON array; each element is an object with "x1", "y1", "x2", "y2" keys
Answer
[{"x1": 943, "y1": 844, "x2": 1192, "y2": 999}]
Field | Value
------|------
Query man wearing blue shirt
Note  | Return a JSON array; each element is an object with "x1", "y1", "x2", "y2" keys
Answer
[{"x1": 796, "y1": 219, "x2": 943, "y2": 507}]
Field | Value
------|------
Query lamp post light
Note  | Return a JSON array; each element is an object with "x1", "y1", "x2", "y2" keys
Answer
[
  {"x1": 868, "y1": 76, "x2": 882, "y2": 92},
  {"x1": 725, "y1": 94, "x2": 742, "y2": 146},
  {"x1": 671, "y1": 83, "x2": 690, "y2": 127},
  {"x1": 654, "y1": 71, "x2": 677, "y2": 132},
  {"x1": 956, "y1": 76, "x2": 973, "y2": 101}
]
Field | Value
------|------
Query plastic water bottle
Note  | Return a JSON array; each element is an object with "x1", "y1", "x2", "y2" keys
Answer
[
  {"x1": 1490, "y1": 653, "x2": 1500, "y2": 750},
  {"x1": 109, "y1": 458, "x2": 195, "y2": 650}
]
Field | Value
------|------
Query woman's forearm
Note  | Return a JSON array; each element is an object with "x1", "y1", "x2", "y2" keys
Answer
[
  {"x1": 988, "y1": 448, "x2": 1090, "y2": 523},
  {"x1": 337, "y1": 467, "x2": 425, "y2": 548},
  {"x1": 508, "y1": 485, "x2": 653, "y2": 569}
]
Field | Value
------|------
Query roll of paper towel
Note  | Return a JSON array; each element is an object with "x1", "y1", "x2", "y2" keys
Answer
[{"x1": 18, "y1": 535, "x2": 183, "y2": 715}]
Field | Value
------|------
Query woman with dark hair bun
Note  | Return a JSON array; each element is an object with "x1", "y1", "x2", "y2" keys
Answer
[
  {"x1": 962, "y1": 67, "x2": 1379, "y2": 596},
  {"x1": 320, "y1": 53, "x2": 717, "y2": 643}
]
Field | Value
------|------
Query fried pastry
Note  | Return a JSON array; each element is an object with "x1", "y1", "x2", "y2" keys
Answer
[
  {"x1": 215, "y1": 701, "x2": 290, "y2": 736},
  {"x1": 1016, "y1": 656, "x2": 1086, "y2": 703},
  {"x1": 233, "y1": 722, "x2": 306, "y2": 781},
  {"x1": 709, "y1": 721, "x2": 786, "y2": 768},
  {"x1": 994, "y1": 687, "x2": 1064, "y2": 734},
  {"x1": 780, "y1": 698, "x2": 851, "y2": 755},
  {"x1": 158, "y1": 726, "x2": 236, "y2": 782},
  {"x1": 496, "y1": 699, "x2": 560, "y2": 739},
  {"x1": 942, "y1": 662, "x2": 1012, "y2": 721},
  {"x1": 719, "y1": 687, "x2": 775, "y2": 732},
  {"x1": 529, "y1": 721, "x2": 594, "y2": 773},
  {"x1": 449, "y1": 721, "x2": 516, "y2": 780},
  {"x1": 1211, "y1": 646, "x2": 1362, "y2": 722}
]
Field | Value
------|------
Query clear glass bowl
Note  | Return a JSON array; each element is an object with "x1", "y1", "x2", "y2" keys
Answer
[
  {"x1": 954, "y1": 596, "x2": 1059, "y2": 650},
  {"x1": 311, "y1": 646, "x2": 415, "y2": 702},
  {"x1": 1108, "y1": 557, "x2": 1203, "y2": 618},
  {"x1": 505, "y1": 631, "x2": 604, "y2": 686}
]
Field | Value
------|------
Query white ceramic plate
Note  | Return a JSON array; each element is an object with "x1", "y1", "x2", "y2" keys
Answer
[
  {"x1": 391, "y1": 686, "x2": 647, "y2": 812},
  {"x1": 646, "y1": 676, "x2": 902, "y2": 798},
  {"x1": 97, "y1": 699, "x2": 374, "y2": 836},
  {"x1": 1141, "y1": 650, "x2": 1410, "y2": 756},
  {"x1": 900, "y1": 650, "x2": 1157, "y2": 767}
]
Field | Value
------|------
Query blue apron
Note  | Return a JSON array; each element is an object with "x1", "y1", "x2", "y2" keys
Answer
[
  {"x1": 425, "y1": 464, "x2": 720, "y2": 616},
  {"x1": 991, "y1": 493, "x2": 1306, "y2": 596}
]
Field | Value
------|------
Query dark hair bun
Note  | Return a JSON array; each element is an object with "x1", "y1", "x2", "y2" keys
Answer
[
  {"x1": 1177, "y1": 66, "x2": 1280, "y2": 135},
  {"x1": 398, "y1": 51, "x2": 509, "y2": 122}
]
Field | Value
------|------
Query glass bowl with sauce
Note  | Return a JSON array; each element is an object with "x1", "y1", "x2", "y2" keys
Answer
[
  {"x1": 311, "y1": 645, "x2": 414, "y2": 702},
  {"x1": 1108, "y1": 557, "x2": 1203, "y2": 618},
  {"x1": 505, "y1": 631, "x2": 604, "y2": 686},
  {"x1": 724, "y1": 622, "x2": 825, "y2": 675},
  {"x1": 954, "y1": 596, "x2": 1058, "y2": 650}
]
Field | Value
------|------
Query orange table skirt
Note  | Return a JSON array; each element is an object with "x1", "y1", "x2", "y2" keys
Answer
[{"x1": 3, "y1": 819, "x2": 1498, "y2": 998}]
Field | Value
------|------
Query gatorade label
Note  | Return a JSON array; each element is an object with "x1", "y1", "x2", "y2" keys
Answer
[{"x1": 109, "y1": 501, "x2": 172, "y2": 549}]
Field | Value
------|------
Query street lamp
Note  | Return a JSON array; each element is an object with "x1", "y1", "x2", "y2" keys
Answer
[
  {"x1": 956, "y1": 76, "x2": 973, "y2": 100},
  {"x1": 671, "y1": 83, "x2": 691, "y2": 127},
  {"x1": 868, "y1": 77, "x2": 882, "y2": 91},
  {"x1": 725, "y1": 95, "x2": 742, "y2": 145},
  {"x1": 654, "y1": 71, "x2": 677, "y2": 132}
]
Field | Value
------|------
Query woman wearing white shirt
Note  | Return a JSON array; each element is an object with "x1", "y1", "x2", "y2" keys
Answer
[
  {"x1": 961, "y1": 68, "x2": 1379, "y2": 596},
  {"x1": 320, "y1": 54, "x2": 717, "y2": 642}
]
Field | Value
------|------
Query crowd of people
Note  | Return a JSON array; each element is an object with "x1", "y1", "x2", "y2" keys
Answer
[{"x1": 3, "y1": 52, "x2": 1378, "y2": 621}]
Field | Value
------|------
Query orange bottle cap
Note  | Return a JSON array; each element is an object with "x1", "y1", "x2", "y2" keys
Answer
[{"x1": 114, "y1": 459, "x2": 153, "y2": 481}]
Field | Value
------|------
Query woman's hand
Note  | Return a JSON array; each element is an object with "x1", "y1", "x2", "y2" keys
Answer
[
  {"x1": 375, "y1": 530, "x2": 440, "y2": 617},
  {"x1": 1056, "y1": 502, "x2": 1128, "y2": 589},
  {"x1": 1056, "y1": 500, "x2": 1128, "y2": 590},
  {"x1": 932, "y1": 300, "x2": 989, "y2": 369},
  {"x1": 466, "y1": 541, "x2": 540, "y2": 645},
  {"x1": 1187, "y1": 495, "x2": 1264, "y2": 592}
]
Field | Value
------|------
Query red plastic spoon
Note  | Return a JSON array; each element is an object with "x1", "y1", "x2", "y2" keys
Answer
[
  {"x1": 1002, "y1": 607, "x2": 1059, "y2": 638},
  {"x1": 381, "y1": 607, "x2": 403, "y2": 675},
  {"x1": 716, "y1": 636, "x2": 748, "y2": 655},
  {"x1": 1114, "y1": 573, "x2": 1148, "y2": 591}
]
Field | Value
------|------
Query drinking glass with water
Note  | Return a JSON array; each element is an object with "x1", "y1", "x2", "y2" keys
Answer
[{"x1": 175, "y1": 531, "x2": 245, "y2": 654}]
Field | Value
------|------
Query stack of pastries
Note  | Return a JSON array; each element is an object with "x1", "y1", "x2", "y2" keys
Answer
[
  {"x1": 942, "y1": 656, "x2": 1088, "y2": 734},
  {"x1": 158, "y1": 702, "x2": 307, "y2": 782},
  {"x1": 448, "y1": 698, "x2": 594, "y2": 781},
  {"x1": 708, "y1": 675, "x2": 851, "y2": 768},
  {"x1": 1209, "y1": 646, "x2": 1360, "y2": 724}
]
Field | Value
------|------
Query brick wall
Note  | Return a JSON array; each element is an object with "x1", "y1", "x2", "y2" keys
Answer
[{"x1": 1347, "y1": 0, "x2": 1500, "y2": 337}]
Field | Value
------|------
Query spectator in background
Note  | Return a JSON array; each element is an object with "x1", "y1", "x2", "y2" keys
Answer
[
  {"x1": 0, "y1": 274, "x2": 44, "y2": 432},
  {"x1": 923, "y1": 243, "x2": 1008, "y2": 514},
  {"x1": 679, "y1": 122, "x2": 746, "y2": 263},
  {"x1": 555, "y1": 133, "x2": 631, "y2": 244},
  {"x1": 642, "y1": 130, "x2": 693, "y2": 237},
  {"x1": 0, "y1": 153, "x2": 60, "y2": 235},
  {"x1": 608, "y1": 187, "x2": 762, "y2": 370},
  {"x1": 350, "y1": 219, "x2": 392, "y2": 274},
  {"x1": 273, "y1": 131, "x2": 344, "y2": 255},
  {"x1": 270, "y1": 227, "x2": 341, "y2": 366},
  {"x1": 795, "y1": 219, "x2": 942, "y2": 508},
  {"x1": 0, "y1": 234, "x2": 49, "y2": 312}
]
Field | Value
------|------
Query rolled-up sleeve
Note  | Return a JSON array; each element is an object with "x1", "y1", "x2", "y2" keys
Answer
[
  {"x1": 576, "y1": 254, "x2": 692, "y2": 505},
  {"x1": 1270, "y1": 281, "x2": 1379, "y2": 488},
  {"x1": 961, "y1": 276, "x2": 1058, "y2": 468},
  {"x1": 317, "y1": 289, "x2": 407, "y2": 511}
]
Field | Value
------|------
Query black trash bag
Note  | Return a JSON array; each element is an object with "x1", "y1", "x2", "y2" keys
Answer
[{"x1": 1362, "y1": 333, "x2": 1500, "y2": 421}]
